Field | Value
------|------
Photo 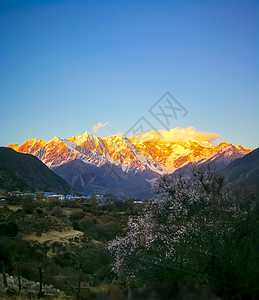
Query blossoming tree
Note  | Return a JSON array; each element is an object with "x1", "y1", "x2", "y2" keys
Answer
[{"x1": 108, "y1": 165, "x2": 258, "y2": 293}]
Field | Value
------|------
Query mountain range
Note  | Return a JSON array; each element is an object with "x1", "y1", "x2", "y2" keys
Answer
[
  {"x1": 7, "y1": 131, "x2": 252, "y2": 198},
  {"x1": 8, "y1": 131, "x2": 251, "y2": 173}
]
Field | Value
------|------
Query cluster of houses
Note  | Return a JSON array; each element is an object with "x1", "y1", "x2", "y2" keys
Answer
[
  {"x1": 7, "y1": 191, "x2": 87, "y2": 202},
  {"x1": 5, "y1": 191, "x2": 144, "y2": 206}
]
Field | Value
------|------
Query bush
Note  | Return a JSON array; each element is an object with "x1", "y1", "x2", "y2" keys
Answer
[
  {"x1": 35, "y1": 207, "x2": 44, "y2": 215},
  {"x1": 22, "y1": 198, "x2": 37, "y2": 214},
  {"x1": 72, "y1": 220, "x2": 80, "y2": 231},
  {"x1": 50, "y1": 206, "x2": 66, "y2": 218},
  {"x1": 0, "y1": 222, "x2": 18, "y2": 236},
  {"x1": 69, "y1": 211, "x2": 85, "y2": 222}
]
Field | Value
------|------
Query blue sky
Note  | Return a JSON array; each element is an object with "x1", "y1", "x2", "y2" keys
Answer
[{"x1": 0, "y1": 0, "x2": 258, "y2": 148}]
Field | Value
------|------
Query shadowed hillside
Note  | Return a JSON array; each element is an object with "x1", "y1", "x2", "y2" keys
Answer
[
  {"x1": 53, "y1": 159, "x2": 155, "y2": 199},
  {"x1": 0, "y1": 147, "x2": 71, "y2": 194},
  {"x1": 224, "y1": 147, "x2": 259, "y2": 185}
]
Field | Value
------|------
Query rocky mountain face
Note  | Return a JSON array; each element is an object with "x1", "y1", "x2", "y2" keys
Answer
[
  {"x1": 172, "y1": 144, "x2": 252, "y2": 177},
  {"x1": 7, "y1": 131, "x2": 252, "y2": 198},
  {"x1": 8, "y1": 131, "x2": 251, "y2": 174},
  {"x1": 53, "y1": 159, "x2": 157, "y2": 199}
]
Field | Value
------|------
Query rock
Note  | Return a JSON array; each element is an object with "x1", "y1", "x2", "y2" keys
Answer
[
  {"x1": 31, "y1": 282, "x2": 40, "y2": 289},
  {"x1": 7, "y1": 275, "x2": 15, "y2": 285},
  {"x1": 0, "y1": 273, "x2": 62, "y2": 298},
  {"x1": 23, "y1": 281, "x2": 32, "y2": 289},
  {"x1": 45, "y1": 283, "x2": 54, "y2": 289},
  {"x1": 44, "y1": 292, "x2": 55, "y2": 297}
]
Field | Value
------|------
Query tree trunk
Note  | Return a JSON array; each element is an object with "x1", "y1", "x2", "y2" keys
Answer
[
  {"x1": 17, "y1": 263, "x2": 21, "y2": 292},
  {"x1": 128, "y1": 286, "x2": 132, "y2": 300}
]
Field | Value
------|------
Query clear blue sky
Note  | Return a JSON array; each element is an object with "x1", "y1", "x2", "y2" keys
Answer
[{"x1": 0, "y1": 0, "x2": 258, "y2": 148}]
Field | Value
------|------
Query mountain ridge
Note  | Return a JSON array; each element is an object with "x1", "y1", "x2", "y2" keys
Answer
[{"x1": 7, "y1": 131, "x2": 252, "y2": 174}]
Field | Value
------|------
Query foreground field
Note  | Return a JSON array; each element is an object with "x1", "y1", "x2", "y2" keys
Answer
[{"x1": 1, "y1": 171, "x2": 259, "y2": 299}]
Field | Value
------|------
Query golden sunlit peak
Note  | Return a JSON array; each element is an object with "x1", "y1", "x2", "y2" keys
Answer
[
  {"x1": 8, "y1": 143, "x2": 19, "y2": 151},
  {"x1": 52, "y1": 136, "x2": 61, "y2": 143},
  {"x1": 83, "y1": 131, "x2": 91, "y2": 136},
  {"x1": 24, "y1": 138, "x2": 40, "y2": 143}
]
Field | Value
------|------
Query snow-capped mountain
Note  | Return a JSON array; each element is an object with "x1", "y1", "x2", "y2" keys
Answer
[
  {"x1": 7, "y1": 131, "x2": 252, "y2": 198},
  {"x1": 172, "y1": 144, "x2": 252, "y2": 178},
  {"x1": 8, "y1": 131, "x2": 251, "y2": 175}
]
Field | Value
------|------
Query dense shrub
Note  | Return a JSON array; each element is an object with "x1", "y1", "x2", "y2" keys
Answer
[
  {"x1": 72, "y1": 220, "x2": 80, "y2": 230},
  {"x1": 69, "y1": 211, "x2": 85, "y2": 222},
  {"x1": 0, "y1": 222, "x2": 18, "y2": 236},
  {"x1": 78, "y1": 215, "x2": 123, "y2": 241},
  {"x1": 50, "y1": 206, "x2": 66, "y2": 218},
  {"x1": 22, "y1": 198, "x2": 37, "y2": 214}
]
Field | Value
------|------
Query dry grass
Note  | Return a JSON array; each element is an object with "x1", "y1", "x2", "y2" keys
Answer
[
  {"x1": 7, "y1": 205, "x2": 22, "y2": 211},
  {"x1": 62, "y1": 207, "x2": 83, "y2": 216},
  {"x1": 23, "y1": 229, "x2": 84, "y2": 244}
]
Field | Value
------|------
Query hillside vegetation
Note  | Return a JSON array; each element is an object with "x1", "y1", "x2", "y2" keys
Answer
[{"x1": 0, "y1": 147, "x2": 71, "y2": 194}]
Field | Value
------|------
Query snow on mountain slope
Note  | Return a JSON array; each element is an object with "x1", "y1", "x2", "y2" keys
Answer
[
  {"x1": 7, "y1": 131, "x2": 252, "y2": 174},
  {"x1": 173, "y1": 144, "x2": 251, "y2": 177}
]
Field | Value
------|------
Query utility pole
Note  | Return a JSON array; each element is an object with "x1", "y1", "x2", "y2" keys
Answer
[
  {"x1": 76, "y1": 261, "x2": 81, "y2": 300},
  {"x1": 16, "y1": 262, "x2": 21, "y2": 292},
  {"x1": 38, "y1": 262, "x2": 43, "y2": 298},
  {"x1": 1, "y1": 261, "x2": 8, "y2": 288}
]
